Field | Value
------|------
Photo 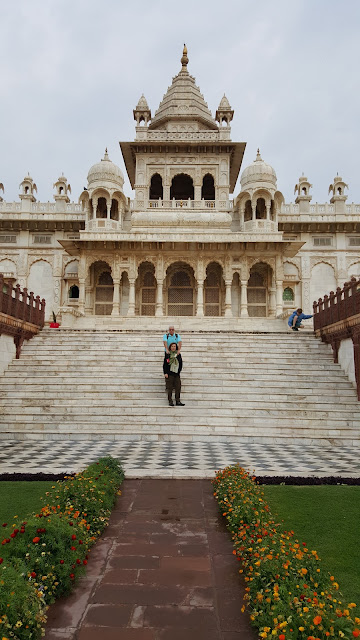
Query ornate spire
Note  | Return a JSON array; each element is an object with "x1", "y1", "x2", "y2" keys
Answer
[
  {"x1": 103, "y1": 148, "x2": 110, "y2": 161},
  {"x1": 181, "y1": 43, "x2": 189, "y2": 70},
  {"x1": 256, "y1": 148, "x2": 262, "y2": 161}
]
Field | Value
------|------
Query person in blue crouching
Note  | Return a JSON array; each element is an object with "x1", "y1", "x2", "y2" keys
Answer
[{"x1": 288, "y1": 308, "x2": 313, "y2": 331}]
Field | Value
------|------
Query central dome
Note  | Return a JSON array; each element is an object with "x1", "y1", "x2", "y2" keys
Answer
[
  {"x1": 240, "y1": 150, "x2": 277, "y2": 191},
  {"x1": 87, "y1": 149, "x2": 124, "y2": 189}
]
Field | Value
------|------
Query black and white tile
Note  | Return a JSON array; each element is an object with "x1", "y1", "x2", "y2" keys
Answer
[{"x1": 0, "y1": 440, "x2": 358, "y2": 478}]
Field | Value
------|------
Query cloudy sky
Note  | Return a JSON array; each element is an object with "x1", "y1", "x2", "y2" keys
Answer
[{"x1": 1, "y1": 0, "x2": 359, "y2": 204}]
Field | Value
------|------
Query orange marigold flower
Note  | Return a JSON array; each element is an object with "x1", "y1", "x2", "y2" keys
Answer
[
  {"x1": 32, "y1": 537, "x2": 40, "y2": 543},
  {"x1": 279, "y1": 634, "x2": 286, "y2": 640},
  {"x1": 313, "y1": 616, "x2": 322, "y2": 625},
  {"x1": 300, "y1": 568, "x2": 308, "y2": 575},
  {"x1": 353, "y1": 630, "x2": 360, "y2": 638}
]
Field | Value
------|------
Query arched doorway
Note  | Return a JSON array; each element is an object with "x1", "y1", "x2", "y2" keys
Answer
[
  {"x1": 149, "y1": 174, "x2": 163, "y2": 200},
  {"x1": 170, "y1": 174, "x2": 194, "y2": 200},
  {"x1": 204, "y1": 262, "x2": 223, "y2": 316},
  {"x1": 94, "y1": 264, "x2": 113, "y2": 315},
  {"x1": 167, "y1": 263, "x2": 195, "y2": 316},
  {"x1": 247, "y1": 262, "x2": 272, "y2": 317},
  {"x1": 201, "y1": 174, "x2": 215, "y2": 200},
  {"x1": 138, "y1": 262, "x2": 156, "y2": 316}
]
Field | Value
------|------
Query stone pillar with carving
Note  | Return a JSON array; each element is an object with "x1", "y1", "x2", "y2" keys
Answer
[
  {"x1": 240, "y1": 281, "x2": 248, "y2": 317},
  {"x1": 128, "y1": 278, "x2": 136, "y2": 316},
  {"x1": 78, "y1": 254, "x2": 87, "y2": 314},
  {"x1": 224, "y1": 280, "x2": 232, "y2": 316},
  {"x1": 78, "y1": 279, "x2": 86, "y2": 314},
  {"x1": 111, "y1": 279, "x2": 120, "y2": 316},
  {"x1": 92, "y1": 200, "x2": 97, "y2": 219},
  {"x1": 155, "y1": 258, "x2": 164, "y2": 316},
  {"x1": 107, "y1": 200, "x2": 111, "y2": 220},
  {"x1": 275, "y1": 255, "x2": 284, "y2": 316},
  {"x1": 196, "y1": 258, "x2": 205, "y2": 317},
  {"x1": 196, "y1": 279, "x2": 204, "y2": 317},
  {"x1": 268, "y1": 287, "x2": 276, "y2": 317},
  {"x1": 155, "y1": 279, "x2": 164, "y2": 316}
]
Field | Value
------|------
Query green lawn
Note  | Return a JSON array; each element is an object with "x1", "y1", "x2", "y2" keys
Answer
[
  {"x1": 262, "y1": 485, "x2": 360, "y2": 606},
  {"x1": 0, "y1": 481, "x2": 54, "y2": 525}
]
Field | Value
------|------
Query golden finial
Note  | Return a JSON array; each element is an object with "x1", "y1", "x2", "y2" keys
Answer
[{"x1": 181, "y1": 43, "x2": 189, "y2": 69}]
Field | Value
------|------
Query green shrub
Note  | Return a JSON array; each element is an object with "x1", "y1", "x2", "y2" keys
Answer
[
  {"x1": 212, "y1": 465, "x2": 360, "y2": 640},
  {"x1": 0, "y1": 457, "x2": 124, "y2": 640}
]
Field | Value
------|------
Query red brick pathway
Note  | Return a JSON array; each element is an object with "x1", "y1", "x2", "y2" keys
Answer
[{"x1": 45, "y1": 479, "x2": 256, "y2": 640}]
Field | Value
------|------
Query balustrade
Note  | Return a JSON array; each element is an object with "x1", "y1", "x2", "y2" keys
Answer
[
  {"x1": 313, "y1": 277, "x2": 360, "y2": 331},
  {"x1": 0, "y1": 273, "x2": 45, "y2": 327}
]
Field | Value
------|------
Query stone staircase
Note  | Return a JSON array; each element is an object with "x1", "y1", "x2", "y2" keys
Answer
[{"x1": 0, "y1": 329, "x2": 359, "y2": 445}]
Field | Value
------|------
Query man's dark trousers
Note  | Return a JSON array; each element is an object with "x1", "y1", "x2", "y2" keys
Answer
[{"x1": 166, "y1": 374, "x2": 181, "y2": 402}]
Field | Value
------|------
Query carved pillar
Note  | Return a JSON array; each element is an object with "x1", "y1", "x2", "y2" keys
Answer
[
  {"x1": 111, "y1": 278, "x2": 120, "y2": 316},
  {"x1": 252, "y1": 203, "x2": 256, "y2": 221},
  {"x1": 224, "y1": 280, "x2": 232, "y2": 317},
  {"x1": 269, "y1": 287, "x2": 276, "y2": 317},
  {"x1": 78, "y1": 278, "x2": 86, "y2": 314},
  {"x1": 266, "y1": 204, "x2": 270, "y2": 220},
  {"x1": 195, "y1": 185, "x2": 202, "y2": 201},
  {"x1": 196, "y1": 279, "x2": 204, "y2": 317},
  {"x1": 128, "y1": 278, "x2": 136, "y2": 316},
  {"x1": 240, "y1": 280, "x2": 248, "y2": 317},
  {"x1": 276, "y1": 280, "x2": 283, "y2": 316},
  {"x1": 163, "y1": 184, "x2": 170, "y2": 202},
  {"x1": 107, "y1": 201, "x2": 111, "y2": 220},
  {"x1": 155, "y1": 278, "x2": 164, "y2": 316},
  {"x1": 92, "y1": 200, "x2": 97, "y2": 219},
  {"x1": 275, "y1": 255, "x2": 284, "y2": 316}
]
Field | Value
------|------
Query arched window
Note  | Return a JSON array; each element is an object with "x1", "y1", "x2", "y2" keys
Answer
[
  {"x1": 69, "y1": 285, "x2": 79, "y2": 299},
  {"x1": 170, "y1": 174, "x2": 194, "y2": 200},
  {"x1": 95, "y1": 270, "x2": 113, "y2": 315},
  {"x1": 110, "y1": 199, "x2": 119, "y2": 220},
  {"x1": 149, "y1": 173, "x2": 163, "y2": 200},
  {"x1": 283, "y1": 287, "x2": 294, "y2": 302},
  {"x1": 201, "y1": 174, "x2": 215, "y2": 200},
  {"x1": 244, "y1": 200, "x2": 252, "y2": 222},
  {"x1": 96, "y1": 197, "x2": 107, "y2": 219},
  {"x1": 255, "y1": 198, "x2": 266, "y2": 219}
]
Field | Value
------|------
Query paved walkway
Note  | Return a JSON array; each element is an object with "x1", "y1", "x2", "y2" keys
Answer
[
  {"x1": 44, "y1": 479, "x2": 256, "y2": 640},
  {"x1": 1, "y1": 439, "x2": 359, "y2": 477}
]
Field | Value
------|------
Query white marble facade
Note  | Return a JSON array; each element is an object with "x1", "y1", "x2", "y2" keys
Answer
[{"x1": 1, "y1": 47, "x2": 360, "y2": 324}]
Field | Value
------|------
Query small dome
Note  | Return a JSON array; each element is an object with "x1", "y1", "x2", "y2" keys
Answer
[
  {"x1": 240, "y1": 149, "x2": 277, "y2": 190},
  {"x1": 87, "y1": 149, "x2": 124, "y2": 189},
  {"x1": 136, "y1": 94, "x2": 149, "y2": 110},
  {"x1": 218, "y1": 94, "x2": 232, "y2": 110}
]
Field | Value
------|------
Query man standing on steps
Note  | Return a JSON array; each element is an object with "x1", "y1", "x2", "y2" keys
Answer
[
  {"x1": 163, "y1": 325, "x2": 182, "y2": 355},
  {"x1": 288, "y1": 308, "x2": 313, "y2": 331}
]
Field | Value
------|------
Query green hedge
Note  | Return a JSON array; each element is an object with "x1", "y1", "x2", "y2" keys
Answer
[
  {"x1": 0, "y1": 457, "x2": 124, "y2": 640},
  {"x1": 212, "y1": 465, "x2": 360, "y2": 640}
]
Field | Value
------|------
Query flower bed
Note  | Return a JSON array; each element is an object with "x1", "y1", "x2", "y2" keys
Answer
[
  {"x1": 213, "y1": 465, "x2": 359, "y2": 640},
  {"x1": 0, "y1": 456, "x2": 124, "y2": 640}
]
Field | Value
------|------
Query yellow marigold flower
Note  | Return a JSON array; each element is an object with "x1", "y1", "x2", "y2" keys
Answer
[
  {"x1": 348, "y1": 603, "x2": 356, "y2": 609},
  {"x1": 299, "y1": 627, "x2": 305, "y2": 632},
  {"x1": 260, "y1": 632, "x2": 267, "y2": 638},
  {"x1": 303, "y1": 607, "x2": 309, "y2": 612},
  {"x1": 300, "y1": 568, "x2": 308, "y2": 575}
]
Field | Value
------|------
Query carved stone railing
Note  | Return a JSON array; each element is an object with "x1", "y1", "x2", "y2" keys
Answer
[
  {"x1": 0, "y1": 273, "x2": 46, "y2": 358},
  {"x1": 313, "y1": 277, "x2": 360, "y2": 399},
  {"x1": 135, "y1": 199, "x2": 232, "y2": 211}
]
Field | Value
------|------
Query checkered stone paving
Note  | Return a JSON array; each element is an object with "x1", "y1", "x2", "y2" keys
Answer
[{"x1": 0, "y1": 440, "x2": 359, "y2": 478}]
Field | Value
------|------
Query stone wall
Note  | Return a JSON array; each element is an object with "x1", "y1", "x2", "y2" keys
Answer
[{"x1": 0, "y1": 333, "x2": 16, "y2": 375}]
